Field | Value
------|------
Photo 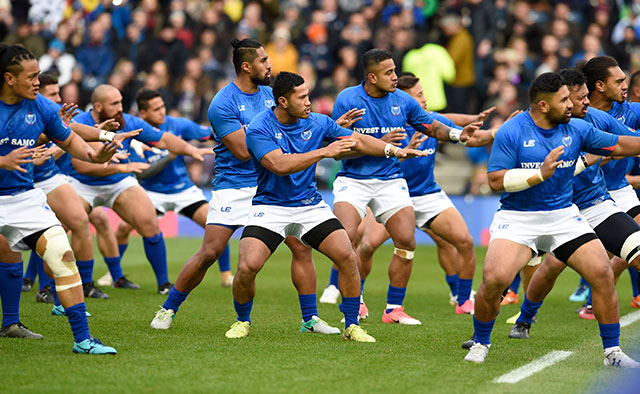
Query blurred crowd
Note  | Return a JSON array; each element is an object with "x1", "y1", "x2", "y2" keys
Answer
[{"x1": 4, "y1": 0, "x2": 640, "y2": 192}]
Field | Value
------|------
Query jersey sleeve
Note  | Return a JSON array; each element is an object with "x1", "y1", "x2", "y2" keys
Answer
[
  {"x1": 131, "y1": 116, "x2": 164, "y2": 144},
  {"x1": 430, "y1": 111, "x2": 462, "y2": 130},
  {"x1": 487, "y1": 124, "x2": 518, "y2": 172},
  {"x1": 405, "y1": 95, "x2": 435, "y2": 133},
  {"x1": 581, "y1": 123, "x2": 618, "y2": 156},
  {"x1": 209, "y1": 97, "x2": 242, "y2": 140},
  {"x1": 246, "y1": 124, "x2": 280, "y2": 163},
  {"x1": 606, "y1": 114, "x2": 639, "y2": 137},
  {"x1": 38, "y1": 96, "x2": 71, "y2": 143},
  {"x1": 175, "y1": 117, "x2": 212, "y2": 141},
  {"x1": 323, "y1": 115, "x2": 353, "y2": 141},
  {"x1": 331, "y1": 92, "x2": 351, "y2": 123}
]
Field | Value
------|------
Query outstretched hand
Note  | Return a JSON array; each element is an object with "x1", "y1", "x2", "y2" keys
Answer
[
  {"x1": 88, "y1": 141, "x2": 120, "y2": 163},
  {"x1": 460, "y1": 122, "x2": 483, "y2": 143},
  {"x1": 336, "y1": 108, "x2": 365, "y2": 128},
  {"x1": 112, "y1": 129, "x2": 141, "y2": 149},
  {"x1": 541, "y1": 146, "x2": 565, "y2": 180},
  {"x1": 380, "y1": 128, "x2": 407, "y2": 146},
  {"x1": 0, "y1": 145, "x2": 49, "y2": 173},
  {"x1": 323, "y1": 138, "x2": 357, "y2": 158},
  {"x1": 59, "y1": 103, "x2": 80, "y2": 125}
]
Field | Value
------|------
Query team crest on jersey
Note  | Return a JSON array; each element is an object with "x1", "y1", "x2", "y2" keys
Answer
[
  {"x1": 301, "y1": 128, "x2": 312, "y2": 141},
  {"x1": 25, "y1": 112, "x2": 36, "y2": 125},
  {"x1": 265, "y1": 99, "x2": 274, "y2": 108},
  {"x1": 562, "y1": 134, "x2": 572, "y2": 147},
  {"x1": 391, "y1": 105, "x2": 401, "y2": 116},
  {"x1": 618, "y1": 115, "x2": 625, "y2": 123}
]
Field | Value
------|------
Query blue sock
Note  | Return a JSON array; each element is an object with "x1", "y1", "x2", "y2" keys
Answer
[
  {"x1": 579, "y1": 276, "x2": 589, "y2": 287},
  {"x1": 599, "y1": 322, "x2": 620, "y2": 349},
  {"x1": 386, "y1": 285, "x2": 406, "y2": 312},
  {"x1": 457, "y1": 278, "x2": 473, "y2": 306},
  {"x1": 339, "y1": 296, "x2": 359, "y2": 328},
  {"x1": 25, "y1": 253, "x2": 37, "y2": 281},
  {"x1": 299, "y1": 294, "x2": 317, "y2": 322},
  {"x1": 473, "y1": 316, "x2": 495, "y2": 345},
  {"x1": 118, "y1": 243, "x2": 128, "y2": 259},
  {"x1": 0, "y1": 261, "x2": 23, "y2": 327},
  {"x1": 143, "y1": 233, "x2": 169, "y2": 285},
  {"x1": 629, "y1": 267, "x2": 639, "y2": 297},
  {"x1": 104, "y1": 256, "x2": 124, "y2": 281},
  {"x1": 445, "y1": 274, "x2": 458, "y2": 298},
  {"x1": 76, "y1": 260, "x2": 94, "y2": 284},
  {"x1": 163, "y1": 287, "x2": 189, "y2": 313},
  {"x1": 50, "y1": 279, "x2": 61, "y2": 307},
  {"x1": 329, "y1": 267, "x2": 339, "y2": 288},
  {"x1": 510, "y1": 273, "x2": 521, "y2": 294},
  {"x1": 65, "y1": 303, "x2": 90, "y2": 343},
  {"x1": 218, "y1": 245, "x2": 231, "y2": 272},
  {"x1": 516, "y1": 295, "x2": 542, "y2": 324},
  {"x1": 360, "y1": 279, "x2": 365, "y2": 295},
  {"x1": 33, "y1": 253, "x2": 48, "y2": 291},
  {"x1": 585, "y1": 286, "x2": 593, "y2": 307},
  {"x1": 234, "y1": 300, "x2": 253, "y2": 324}
]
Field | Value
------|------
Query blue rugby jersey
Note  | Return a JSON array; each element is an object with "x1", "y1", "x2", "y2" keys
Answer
[
  {"x1": 129, "y1": 116, "x2": 211, "y2": 194},
  {"x1": 400, "y1": 111, "x2": 460, "y2": 197},
  {"x1": 629, "y1": 157, "x2": 640, "y2": 198},
  {"x1": 246, "y1": 110, "x2": 352, "y2": 207},
  {"x1": 0, "y1": 94, "x2": 70, "y2": 195},
  {"x1": 602, "y1": 101, "x2": 640, "y2": 190},
  {"x1": 68, "y1": 111, "x2": 164, "y2": 185},
  {"x1": 488, "y1": 111, "x2": 618, "y2": 212},
  {"x1": 332, "y1": 82, "x2": 434, "y2": 180},
  {"x1": 208, "y1": 83, "x2": 274, "y2": 190}
]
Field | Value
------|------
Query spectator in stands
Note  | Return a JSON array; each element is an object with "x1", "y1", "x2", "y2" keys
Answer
[
  {"x1": 38, "y1": 39, "x2": 76, "y2": 86},
  {"x1": 265, "y1": 24, "x2": 299, "y2": 76},
  {"x1": 403, "y1": 41, "x2": 455, "y2": 111},
  {"x1": 441, "y1": 14, "x2": 476, "y2": 113},
  {"x1": 76, "y1": 20, "x2": 115, "y2": 89}
]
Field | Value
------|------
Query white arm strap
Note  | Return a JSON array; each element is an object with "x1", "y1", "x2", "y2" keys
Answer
[
  {"x1": 574, "y1": 155, "x2": 588, "y2": 176},
  {"x1": 503, "y1": 168, "x2": 544, "y2": 192}
]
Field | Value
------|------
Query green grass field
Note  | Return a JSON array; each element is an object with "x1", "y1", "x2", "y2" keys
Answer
[{"x1": 1, "y1": 238, "x2": 639, "y2": 393}]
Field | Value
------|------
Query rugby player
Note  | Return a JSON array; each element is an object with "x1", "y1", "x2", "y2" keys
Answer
[
  {"x1": 225, "y1": 71, "x2": 423, "y2": 341},
  {"x1": 464, "y1": 72, "x2": 640, "y2": 367}
]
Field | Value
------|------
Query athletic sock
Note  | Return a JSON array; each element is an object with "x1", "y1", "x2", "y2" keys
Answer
[
  {"x1": 360, "y1": 279, "x2": 365, "y2": 295},
  {"x1": 509, "y1": 273, "x2": 521, "y2": 294},
  {"x1": 0, "y1": 261, "x2": 23, "y2": 327},
  {"x1": 76, "y1": 260, "x2": 94, "y2": 285},
  {"x1": 33, "y1": 253, "x2": 48, "y2": 291},
  {"x1": 516, "y1": 295, "x2": 542, "y2": 324},
  {"x1": 386, "y1": 285, "x2": 406, "y2": 313},
  {"x1": 599, "y1": 322, "x2": 620, "y2": 349},
  {"x1": 299, "y1": 294, "x2": 317, "y2": 322},
  {"x1": 629, "y1": 267, "x2": 639, "y2": 297},
  {"x1": 329, "y1": 267, "x2": 339, "y2": 288},
  {"x1": 65, "y1": 303, "x2": 90, "y2": 343},
  {"x1": 24, "y1": 253, "x2": 37, "y2": 282},
  {"x1": 234, "y1": 300, "x2": 253, "y2": 324},
  {"x1": 118, "y1": 243, "x2": 128, "y2": 259},
  {"x1": 218, "y1": 244, "x2": 231, "y2": 272},
  {"x1": 142, "y1": 233, "x2": 169, "y2": 285},
  {"x1": 339, "y1": 296, "x2": 359, "y2": 328},
  {"x1": 585, "y1": 286, "x2": 593, "y2": 307},
  {"x1": 163, "y1": 287, "x2": 189, "y2": 313},
  {"x1": 457, "y1": 278, "x2": 473, "y2": 305},
  {"x1": 445, "y1": 274, "x2": 458, "y2": 298},
  {"x1": 579, "y1": 276, "x2": 589, "y2": 287},
  {"x1": 50, "y1": 279, "x2": 61, "y2": 307},
  {"x1": 473, "y1": 316, "x2": 495, "y2": 345},
  {"x1": 104, "y1": 256, "x2": 124, "y2": 281}
]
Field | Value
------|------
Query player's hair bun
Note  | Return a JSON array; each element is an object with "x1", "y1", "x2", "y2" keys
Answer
[{"x1": 231, "y1": 39, "x2": 241, "y2": 49}]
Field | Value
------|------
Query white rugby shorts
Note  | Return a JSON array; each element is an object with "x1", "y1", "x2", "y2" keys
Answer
[
  {"x1": 146, "y1": 185, "x2": 207, "y2": 216},
  {"x1": 34, "y1": 173, "x2": 69, "y2": 195},
  {"x1": 69, "y1": 176, "x2": 139, "y2": 209},
  {"x1": 489, "y1": 205, "x2": 594, "y2": 257},
  {"x1": 579, "y1": 198, "x2": 622, "y2": 229},
  {"x1": 332, "y1": 176, "x2": 412, "y2": 223},
  {"x1": 609, "y1": 185, "x2": 640, "y2": 214},
  {"x1": 412, "y1": 190, "x2": 455, "y2": 229},
  {"x1": 0, "y1": 188, "x2": 61, "y2": 252},
  {"x1": 206, "y1": 186, "x2": 257, "y2": 228}
]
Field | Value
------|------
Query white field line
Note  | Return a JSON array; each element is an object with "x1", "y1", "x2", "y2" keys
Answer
[
  {"x1": 493, "y1": 351, "x2": 573, "y2": 384},
  {"x1": 620, "y1": 310, "x2": 640, "y2": 328}
]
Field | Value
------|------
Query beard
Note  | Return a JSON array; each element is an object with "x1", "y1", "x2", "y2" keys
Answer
[
  {"x1": 251, "y1": 75, "x2": 271, "y2": 86},
  {"x1": 98, "y1": 110, "x2": 125, "y2": 130},
  {"x1": 548, "y1": 109, "x2": 570, "y2": 124}
]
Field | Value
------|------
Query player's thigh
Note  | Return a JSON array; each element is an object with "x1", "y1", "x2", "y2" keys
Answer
[
  {"x1": 0, "y1": 235, "x2": 22, "y2": 263},
  {"x1": 237, "y1": 236, "x2": 272, "y2": 274},
  {"x1": 315, "y1": 228, "x2": 357, "y2": 264},
  {"x1": 383, "y1": 206, "x2": 416, "y2": 249},
  {"x1": 284, "y1": 236, "x2": 313, "y2": 261},
  {"x1": 428, "y1": 207, "x2": 474, "y2": 248},
  {"x1": 47, "y1": 184, "x2": 90, "y2": 230},
  {"x1": 483, "y1": 238, "x2": 533, "y2": 286},
  {"x1": 565, "y1": 238, "x2": 613, "y2": 284},
  {"x1": 112, "y1": 186, "x2": 158, "y2": 231},
  {"x1": 359, "y1": 217, "x2": 391, "y2": 253}
]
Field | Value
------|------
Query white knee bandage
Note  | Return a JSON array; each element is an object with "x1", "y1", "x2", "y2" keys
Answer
[
  {"x1": 394, "y1": 247, "x2": 415, "y2": 260},
  {"x1": 41, "y1": 226, "x2": 78, "y2": 278},
  {"x1": 621, "y1": 231, "x2": 640, "y2": 264}
]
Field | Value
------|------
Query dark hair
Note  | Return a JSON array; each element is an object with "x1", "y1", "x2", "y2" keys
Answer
[
  {"x1": 231, "y1": 38, "x2": 263, "y2": 73},
  {"x1": 362, "y1": 48, "x2": 393, "y2": 74},
  {"x1": 38, "y1": 72, "x2": 58, "y2": 88},
  {"x1": 558, "y1": 68, "x2": 586, "y2": 88},
  {"x1": 272, "y1": 71, "x2": 304, "y2": 103},
  {"x1": 136, "y1": 88, "x2": 162, "y2": 110},
  {"x1": 576, "y1": 56, "x2": 619, "y2": 93},
  {"x1": 529, "y1": 72, "x2": 565, "y2": 103},
  {"x1": 0, "y1": 44, "x2": 36, "y2": 87},
  {"x1": 630, "y1": 69, "x2": 640, "y2": 90},
  {"x1": 397, "y1": 74, "x2": 419, "y2": 91}
]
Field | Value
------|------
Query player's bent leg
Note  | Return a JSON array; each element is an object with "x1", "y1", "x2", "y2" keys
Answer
[
  {"x1": 465, "y1": 239, "x2": 533, "y2": 363},
  {"x1": 34, "y1": 226, "x2": 115, "y2": 354},
  {"x1": 332, "y1": 202, "x2": 363, "y2": 244},
  {"x1": 115, "y1": 220, "x2": 133, "y2": 257},
  {"x1": 89, "y1": 207, "x2": 134, "y2": 288},
  {"x1": 0, "y1": 236, "x2": 42, "y2": 339},
  {"x1": 425, "y1": 229, "x2": 459, "y2": 305}
]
